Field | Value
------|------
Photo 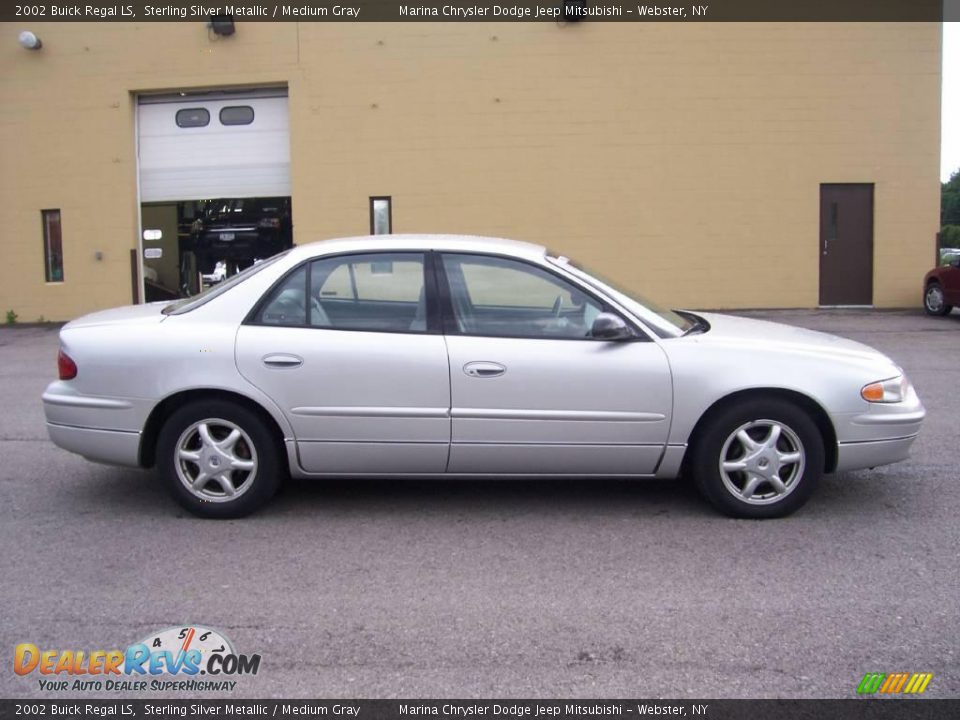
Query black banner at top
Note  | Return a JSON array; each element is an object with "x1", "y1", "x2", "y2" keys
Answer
[{"x1": 2, "y1": 0, "x2": 956, "y2": 23}]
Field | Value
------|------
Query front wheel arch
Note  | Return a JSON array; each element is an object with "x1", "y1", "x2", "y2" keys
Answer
[{"x1": 683, "y1": 388, "x2": 837, "y2": 475}]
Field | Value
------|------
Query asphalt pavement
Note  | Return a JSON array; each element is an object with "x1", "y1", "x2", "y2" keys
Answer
[{"x1": 0, "y1": 309, "x2": 957, "y2": 699}]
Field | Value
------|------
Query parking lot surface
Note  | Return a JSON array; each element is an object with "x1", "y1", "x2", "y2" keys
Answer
[{"x1": 1, "y1": 309, "x2": 957, "y2": 699}]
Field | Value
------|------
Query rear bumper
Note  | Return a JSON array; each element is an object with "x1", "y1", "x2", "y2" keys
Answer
[
  {"x1": 46, "y1": 422, "x2": 141, "y2": 468},
  {"x1": 198, "y1": 231, "x2": 277, "y2": 259},
  {"x1": 834, "y1": 434, "x2": 918, "y2": 473},
  {"x1": 204, "y1": 241, "x2": 258, "y2": 259}
]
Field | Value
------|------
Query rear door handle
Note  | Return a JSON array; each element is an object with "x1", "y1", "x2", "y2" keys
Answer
[
  {"x1": 262, "y1": 353, "x2": 303, "y2": 369},
  {"x1": 463, "y1": 361, "x2": 506, "y2": 378}
]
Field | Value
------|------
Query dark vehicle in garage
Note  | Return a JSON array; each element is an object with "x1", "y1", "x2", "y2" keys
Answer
[
  {"x1": 923, "y1": 256, "x2": 960, "y2": 315},
  {"x1": 189, "y1": 197, "x2": 292, "y2": 274}
]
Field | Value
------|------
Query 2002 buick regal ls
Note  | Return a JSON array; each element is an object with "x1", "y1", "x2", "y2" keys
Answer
[{"x1": 43, "y1": 235, "x2": 925, "y2": 519}]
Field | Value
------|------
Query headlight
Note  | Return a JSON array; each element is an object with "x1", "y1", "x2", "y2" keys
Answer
[{"x1": 861, "y1": 375, "x2": 910, "y2": 403}]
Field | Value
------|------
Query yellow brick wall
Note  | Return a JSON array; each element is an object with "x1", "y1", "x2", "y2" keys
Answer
[{"x1": 0, "y1": 21, "x2": 941, "y2": 321}]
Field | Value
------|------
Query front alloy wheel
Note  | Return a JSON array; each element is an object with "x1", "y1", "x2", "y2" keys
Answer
[
  {"x1": 691, "y1": 399, "x2": 824, "y2": 518},
  {"x1": 718, "y1": 420, "x2": 805, "y2": 505}
]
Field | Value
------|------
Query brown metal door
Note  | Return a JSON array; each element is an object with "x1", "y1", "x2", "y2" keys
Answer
[{"x1": 819, "y1": 184, "x2": 874, "y2": 305}]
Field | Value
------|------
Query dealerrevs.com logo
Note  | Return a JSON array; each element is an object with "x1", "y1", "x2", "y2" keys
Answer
[{"x1": 14, "y1": 625, "x2": 261, "y2": 692}]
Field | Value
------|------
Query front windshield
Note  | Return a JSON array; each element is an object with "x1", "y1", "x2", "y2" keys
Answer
[
  {"x1": 548, "y1": 255, "x2": 695, "y2": 337},
  {"x1": 162, "y1": 251, "x2": 289, "y2": 315}
]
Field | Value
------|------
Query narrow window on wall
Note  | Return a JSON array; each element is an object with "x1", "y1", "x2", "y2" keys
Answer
[
  {"x1": 370, "y1": 197, "x2": 392, "y2": 235},
  {"x1": 42, "y1": 210, "x2": 64, "y2": 283}
]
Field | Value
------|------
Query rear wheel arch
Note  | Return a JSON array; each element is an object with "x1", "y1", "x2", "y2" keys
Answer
[
  {"x1": 684, "y1": 388, "x2": 838, "y2": 474},
  {"x1": 139, "y1": 389, "x2": 289, "y2": 472}
]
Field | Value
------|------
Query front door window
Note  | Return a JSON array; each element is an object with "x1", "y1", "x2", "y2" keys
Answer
[{"x1": 441, "y1": 254, "x2": 603, "y2": 339}]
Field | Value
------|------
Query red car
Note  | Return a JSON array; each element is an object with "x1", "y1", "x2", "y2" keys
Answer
[{"x1": 923, "y1": 258, "x2": 960, "y2": 315}]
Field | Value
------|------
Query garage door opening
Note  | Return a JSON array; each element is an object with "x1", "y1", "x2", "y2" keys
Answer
[
  {"x1": 136, "y1": 88, "x2": 291, "y2": 301},
  {"x1": 140, "y1": 197, "x2": 293, "y2": 301}
]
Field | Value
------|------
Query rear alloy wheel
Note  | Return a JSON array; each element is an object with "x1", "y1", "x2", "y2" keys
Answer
[
  {"x1": 691, "y1": 399, "x2": 824, "y2": 518},
  {"x1": 157, "y1": 401, "x2": 282, "y2": 518},
  {"x1": 923, "y1": 282, "x2": 952, "y2": 316}
]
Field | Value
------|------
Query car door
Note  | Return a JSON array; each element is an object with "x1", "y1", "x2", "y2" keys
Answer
[
  {"x1": 236, "y1": 252, "x2": 450, "y2": 474},
  {"x1": 438, "y1": 252, "x2": 673, "y2": 475}
]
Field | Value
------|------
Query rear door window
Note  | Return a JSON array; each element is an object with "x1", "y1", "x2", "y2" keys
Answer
[{"x1": 256, "y1": 253, "x2": 428, "y2": 333}]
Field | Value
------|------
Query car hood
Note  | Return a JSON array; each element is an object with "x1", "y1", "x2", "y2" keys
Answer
[
  {"x1": 690, "y1": 312, "x2": 898, "y2": 370},
  {"x1": 64, "y1": 302, "x2": 169, "y2": 330}
]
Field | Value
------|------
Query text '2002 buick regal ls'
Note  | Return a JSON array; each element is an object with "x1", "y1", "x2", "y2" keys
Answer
[{"x1": 42, "y1": 235, "x2": 925, "y2": 519}]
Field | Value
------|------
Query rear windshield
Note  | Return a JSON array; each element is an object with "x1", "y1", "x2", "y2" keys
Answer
[{"x1": 162, "y1": 252, "x2": 288, "y2": 315}]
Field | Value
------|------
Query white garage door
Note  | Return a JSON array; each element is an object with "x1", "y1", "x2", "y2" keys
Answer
[{"x1": 137, "y1": 89, "x2": 290, "y2": 202}]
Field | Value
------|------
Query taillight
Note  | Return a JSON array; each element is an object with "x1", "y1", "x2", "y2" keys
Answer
[{"x1": 58, "y1": 349, "x2": 77, "y2": 380}]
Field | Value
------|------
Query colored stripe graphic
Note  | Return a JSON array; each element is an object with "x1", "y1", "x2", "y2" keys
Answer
[
  {"x1": 880, "y1": 673, "x2": 907, "y2": 693},
  {"x1": 858, "y1": 672, "x2": 933, "y2": 694},
  {"x1": 905, "y1": 673, "x2": 933, "y2": 694},
  {"x1": 857, "y1": 673, "x2": 886, "y2": 694}
]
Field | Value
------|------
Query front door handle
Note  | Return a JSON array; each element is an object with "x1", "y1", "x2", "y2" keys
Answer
[
  {"x1": 463, "y1": 361, "x2": 506, "y2": 378},
  {"x1": 262, "y1": 353, "x2": 303, "y2": 369}
]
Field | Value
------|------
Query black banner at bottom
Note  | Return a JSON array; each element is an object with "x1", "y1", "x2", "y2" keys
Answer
[{"x1": 1, "y1": 700, "x2": 958, "y2": 720}]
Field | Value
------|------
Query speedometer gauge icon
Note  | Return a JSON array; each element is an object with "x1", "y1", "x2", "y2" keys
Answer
[{"x1": 136, "y1": 625, "x2": 234, "y2": 665}]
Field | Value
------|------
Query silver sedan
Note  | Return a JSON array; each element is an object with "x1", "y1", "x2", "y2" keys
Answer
[{"x1": 42, "y1": 236, "x2": 925, "y2": 519}]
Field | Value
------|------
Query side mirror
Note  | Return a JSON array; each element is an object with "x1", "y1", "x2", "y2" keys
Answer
[{"x1": 590, "y1": 312, "x2": 634, "y2": 340}]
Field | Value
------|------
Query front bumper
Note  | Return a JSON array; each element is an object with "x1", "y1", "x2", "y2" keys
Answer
[
  {"x1": 835, "y1": 434, "x2": 919, "y2": 473},
  {"x1": 831, "y1": 383, "x2": 925, "y2": 473}
]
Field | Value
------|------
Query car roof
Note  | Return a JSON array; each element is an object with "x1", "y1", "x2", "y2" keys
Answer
[{"x1": 286, "y1": 234, "x2": 548, "y2": 263}]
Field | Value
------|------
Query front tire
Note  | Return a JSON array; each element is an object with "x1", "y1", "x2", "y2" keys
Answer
[
  {"x1": 690, "y1": 399, "x2": 824, "y2": 519},
  {"x1": 924, "y1": 282, "x2": 952, "y2": 316},
  {"x1": 157, "y1": 401, "x2": 283, "y2": 518}
]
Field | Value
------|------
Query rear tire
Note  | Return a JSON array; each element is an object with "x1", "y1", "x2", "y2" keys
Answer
[
  {"x1": 924, "y1": 282, "x2": 952, "y2": 316},
  {"x1": 690, "y1": 398, "x2": 824, "y2": 519},
  {"x1": 157, "y1": 400, "x2": 283, "y2": 518}
]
